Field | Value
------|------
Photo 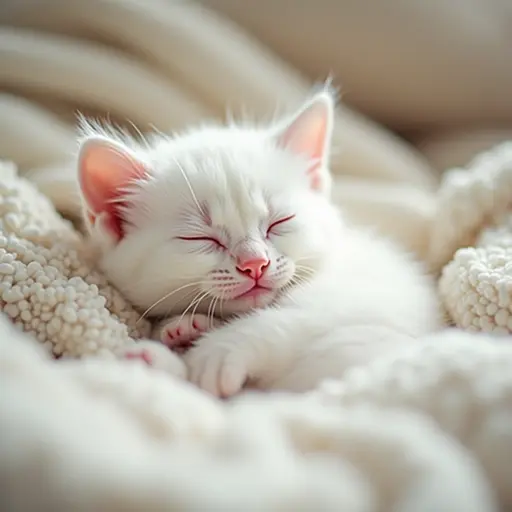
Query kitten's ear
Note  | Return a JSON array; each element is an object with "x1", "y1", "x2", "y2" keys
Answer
[
  {"x1": 78, "y1": 136, "x2": 148, "y2": 242},
  {"x1": 275, "y1": 91, "x2": 334, "y2": 193}
]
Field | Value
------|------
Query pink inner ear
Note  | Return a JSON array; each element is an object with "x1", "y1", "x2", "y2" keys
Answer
[
  {"x1": 279, "y1": 114, "x2": 327, "y2": 167},
  {"x1": 78, "y1": 137, "x2": 148, "y2": 238},
  {"x1": 277, "y1": 93, "x2": 333, "y2": 190}
]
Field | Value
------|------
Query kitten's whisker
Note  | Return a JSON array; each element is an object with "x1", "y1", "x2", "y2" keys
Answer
[
  {"x1": 172, "y1": 294, "x2": 202, "y2": 331},
  {"x1": 295, "y1": 272, "x2": 315, "y2": 282},
  {"x1": 209, "y1": 296, "x2": 220, "y2": 329},
  {"x1": 161, "y1": 288, "x2": 199, "y2": 321},
  {"x1": 184, "y1": 291, "x2": 209, "y2": 317},
  {"x1": 296, "y1": 270, "x2": 312, "y2": 277},
  {"x1": 219, "y1": 289, "x2": 226, "y2": 319},
  {"x1": 207, "y1": 295, "x2": 217, "y2": 328},
  {"x1": 295, "y1": 263, "x2": 316, "y2": 272},
  {"x1": 190, "y1": 296, "x2": 203, "y2": 322},
  {"x1": 206, "y1": 297, "x2": 213, "y2": 329},
  {"x1": 289, "y1": 274, "x2": 311, "y2": 291},
  {"x1": 139, "y1": 275, "x2": 214, "y2": 287},
  {"x1": 137, "y1": 281, "x2": 203, "y2": 323},
  {"x1": 179, "y1": 290, "x2": 211, "y2": 325},
  {"x1": 205, "y1": 296, "x2": 213, "y2": 325},
  {"x1": 292, "y1": 274, "x2": 309, "y2": 286},
  {"x1": 187, "y1": 291, "x2": 211, "y2": 329},
  {"x1": 281, "y1": 280, "x2": 300, "y2": 306},
  {"x1": 172, "y1": 156, "x2": 206, "y2": 218},
  {"x1": 295, "y1": 265, "x2": 316, "y2": 279}
]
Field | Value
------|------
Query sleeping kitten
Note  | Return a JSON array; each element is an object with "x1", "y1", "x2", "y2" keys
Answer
[{"x1": 77, "y1": 90, "x2": 441, "y2": 397}]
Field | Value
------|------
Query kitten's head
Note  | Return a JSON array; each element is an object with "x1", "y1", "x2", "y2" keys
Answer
[{"x1": 77, "y1": 91, "x2": 341, "y2": 318}]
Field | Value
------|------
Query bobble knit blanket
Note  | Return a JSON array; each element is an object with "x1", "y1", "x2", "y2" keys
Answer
[{"x1": 1, "y1": 142, "x2": 511, "y2": 511}]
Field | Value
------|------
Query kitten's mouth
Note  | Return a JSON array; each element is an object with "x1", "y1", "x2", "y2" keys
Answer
[
  {"x1": 172, "y1": 342, "x2": 195, "y2": 355},
  {"x1": 235, "y1": 284, "x2": 272, "y2": 300}
]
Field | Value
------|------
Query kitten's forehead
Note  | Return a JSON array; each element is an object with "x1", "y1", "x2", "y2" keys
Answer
[
  {"x1": 194, "y1": 151, "x2": 270, "y2": 231},
  {"x1": 208, "y1": 185, "x2": 268, "y2": 230},
  {"x1": 147, "y1": 127, "x2": 300, "y2": 231}
]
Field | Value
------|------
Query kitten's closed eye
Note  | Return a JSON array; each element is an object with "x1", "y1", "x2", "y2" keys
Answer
[
  {"x1": 176, "y1": 236, "x2": 226, "y2": 250},
  {"x1": 176, "y1": 214, "x2": 296, "y2": 248},
  {"x1": 266, "y1": 214, "x2": 296, "y2": 238}
]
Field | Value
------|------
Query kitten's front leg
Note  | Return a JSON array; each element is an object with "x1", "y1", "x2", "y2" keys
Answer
[
  {"x1": 153, "y1": 313, "x2": 222, "y2": 354},
  {"x1": 183, "y1": 308, "x2": 301, "y2": 398},
  {"x1": 118, "y1": 340, "x2": 188, "y2": 379},
  {"x1": 117, "y1": 313, "x2": 222, "y2": 380}
]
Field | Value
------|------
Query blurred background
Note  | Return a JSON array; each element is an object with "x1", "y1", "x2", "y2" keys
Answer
[{"x1": 0, "y1": 0, "x2": 511, "y2": 256}]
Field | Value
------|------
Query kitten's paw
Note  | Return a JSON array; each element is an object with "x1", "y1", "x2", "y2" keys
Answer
[
  {"x1": 184, "y1": 340, "x2": 248, "y2": 398},
  {"x1": 154, "y1": 314, "x2": 220, "y2": 354},
  {"x1": 118, "y1": 340, "x2": 188, "y2": 380}
]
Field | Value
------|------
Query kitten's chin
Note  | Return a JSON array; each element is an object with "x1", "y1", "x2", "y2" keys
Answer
[{"x1": 219, "y1": 289, "x2": 278, "y2": 316}]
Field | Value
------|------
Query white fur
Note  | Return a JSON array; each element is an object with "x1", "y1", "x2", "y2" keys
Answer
[{"x1": 78, "y1": 92, "x2": 441, "y2": 397}]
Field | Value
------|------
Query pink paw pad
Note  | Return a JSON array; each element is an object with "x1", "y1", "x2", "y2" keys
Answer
[
  {"x1": 159, "y1": 314, "x2": 217, "y2": 355},
  {"x1": 124, "y1": 349, "x2": 153, "y2": 366},
  {"x1": 166, "y1": 327, "x2": 181, "y2": 340}
]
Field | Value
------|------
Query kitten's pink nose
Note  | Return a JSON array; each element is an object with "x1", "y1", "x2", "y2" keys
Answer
[{"x1": 236, "y1": 257, "x2": 269, "y2": 280}]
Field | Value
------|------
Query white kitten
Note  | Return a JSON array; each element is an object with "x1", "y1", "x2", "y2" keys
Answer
[{"x1": 76, "y1": 90, "x2": 441, "y2": 396}]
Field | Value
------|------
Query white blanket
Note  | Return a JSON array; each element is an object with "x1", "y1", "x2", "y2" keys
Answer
[{"x1": 1, "y1": 306, "x2": 510, "y2": 511}]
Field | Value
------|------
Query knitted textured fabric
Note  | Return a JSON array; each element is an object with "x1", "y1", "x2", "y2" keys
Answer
[
  {"x1": 429, "y1": 143, "x2": 512, "y2": 334},
  {"x1": 0, "y1": 162, "x2": 151, "y2": 357}
]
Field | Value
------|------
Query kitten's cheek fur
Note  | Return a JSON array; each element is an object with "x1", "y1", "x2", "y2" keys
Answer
[{"x1": 87, "y1": 211, "x2": 121, "y2": 250}]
